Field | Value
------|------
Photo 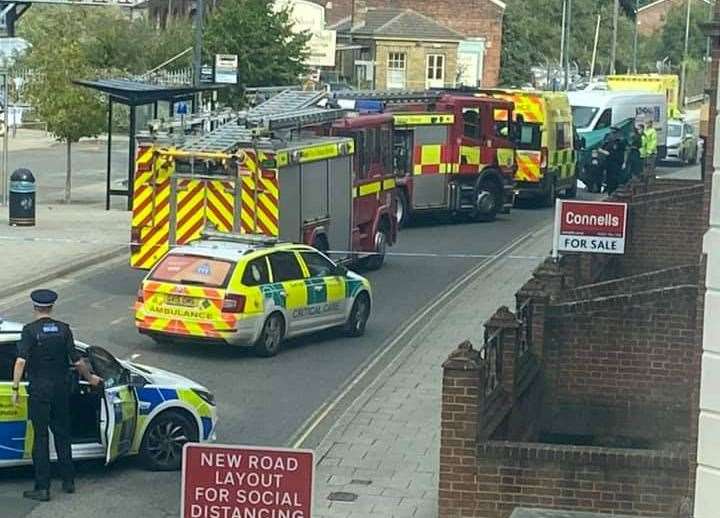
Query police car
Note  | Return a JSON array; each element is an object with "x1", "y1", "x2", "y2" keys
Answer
[
  {"x1": 134, "y1": 233, "x2": 373, "y2": 356},
  {"x1": 0, "y1": 320, "x2": 217, "y2": 471}
]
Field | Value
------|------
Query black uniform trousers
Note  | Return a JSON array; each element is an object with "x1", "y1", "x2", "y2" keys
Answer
[{"x1": 28, "y1": 387, "x2": 74, "y2": 490}]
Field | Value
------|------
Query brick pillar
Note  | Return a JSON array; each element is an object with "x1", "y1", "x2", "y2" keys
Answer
[
  {"x1": 439, "y1": 341, "x2": 481, "y2": 518},
  {"x1": 533, "y1": 258, "x2": 564, "y2": 300},
  {"x1": 516, "y1": 277, "x2": 549, "y2": 362},
  {"x1": 485, "y1": 306, "x2": 520, "y2": 398}
]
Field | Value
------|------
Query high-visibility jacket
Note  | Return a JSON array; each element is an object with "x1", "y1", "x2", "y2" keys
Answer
[
  {"x1": 644, "y1": 127, "x2": 658, "y2": 156},
  {"x1": 639, "y1": 132, "x2": 648, "y2": 159}
]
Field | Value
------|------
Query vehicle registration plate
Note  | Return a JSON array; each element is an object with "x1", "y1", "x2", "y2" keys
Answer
[{"x1": 165, "y1": 295, "x2": 197, "y2": 307}]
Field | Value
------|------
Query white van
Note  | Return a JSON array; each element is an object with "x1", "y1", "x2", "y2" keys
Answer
[{"x1": 568, "y1": 91, "x2": 668, "y2": 157}]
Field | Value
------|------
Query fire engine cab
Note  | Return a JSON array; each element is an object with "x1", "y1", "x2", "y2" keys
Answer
[
  {"x1": 130, "y1": 90, "x2": 397, "y2": 271},
  {"x1": 332, "y1": 90, "x2": 518, "y2": 226}
]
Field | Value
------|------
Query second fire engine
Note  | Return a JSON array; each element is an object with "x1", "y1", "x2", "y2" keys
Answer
[{"x1": 333, "y1": 90, "x2": 519, "y2": 226}]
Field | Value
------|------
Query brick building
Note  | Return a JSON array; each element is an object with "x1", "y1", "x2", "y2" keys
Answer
[
  {"x1": 315, "y1": 0, "x2": 505, "y2": 86},
  {"x1": 637, "y1": 0, "x2": 713, "y2": 36},
  {"x1": 331, "y1": 7, "x2": 462, "y2": 90}
]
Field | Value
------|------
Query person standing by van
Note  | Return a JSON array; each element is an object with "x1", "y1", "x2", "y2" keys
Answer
[
  {"x1": 643, "y1": 119, "x2": 658, "y2": 176},
  {"x1": 626, "y1": 124, "x2": 644, "y2": 179}
]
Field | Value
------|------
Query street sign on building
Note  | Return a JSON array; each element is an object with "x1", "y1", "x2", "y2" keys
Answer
[
  {"x1": 181, "y1": 443, "x2": 314, "y2": 518},
  {"x1": 553, "y1": 199, "x2": 628, "y2": 256},
  {"x1": 214, "y1": 54, "x2": 238, "y2": 84}
]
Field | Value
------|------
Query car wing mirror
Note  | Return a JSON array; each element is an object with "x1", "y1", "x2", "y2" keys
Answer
[
  {"x1": 129, "y1": 373, "x2": 147, "y2": 388},
  {"x1": 334, "y1": 264, "x2": 349, "y2": 277}
]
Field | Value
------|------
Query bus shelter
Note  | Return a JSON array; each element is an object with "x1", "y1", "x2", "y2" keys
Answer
[{"x1": 75, "y1": 79, "x2": 222, "y2": 210}]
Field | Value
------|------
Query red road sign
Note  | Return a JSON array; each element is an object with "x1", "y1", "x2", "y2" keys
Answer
[
  {"x1": 181, "y1": 443, "x2": 314, "y2": 518},
  {"x1": 554, "y1": 200, "x2": 628, "y2": 255}
]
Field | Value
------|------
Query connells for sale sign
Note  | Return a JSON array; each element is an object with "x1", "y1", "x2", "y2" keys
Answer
[{"x1": 553, "y1": 200, "x2": 628, "y2": 255}]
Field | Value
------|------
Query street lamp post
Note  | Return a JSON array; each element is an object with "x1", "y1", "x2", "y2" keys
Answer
[
  {"x1": 633, "y1": 0, "x2": 639, "y2": 73},
  {"x1": 680, "y1": 0, "x2": 692, "y2": 108},
  {"x1": 192, "y1": 0, "x2": 205, "y2": 111},
  {"x1": 610, "y1": 0, "x2": 619, "y2": 75}
]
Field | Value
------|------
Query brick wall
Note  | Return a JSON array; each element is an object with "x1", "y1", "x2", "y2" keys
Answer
[
  {"x1": 545, "y1": 285, "x2": 698, "y2": 444},
  {"x1": 638, "y1": 0, "x2": 688, "y2": 36},
  {"x1": 617, "y1": 181, "x2": 705, "y2": 276},
  {"x1": 374, "y1": 41, "x2": 458, "y2": 90},
  {"x1": 475, "y1": 442, "x2": 689, "y2": 518},
  {"x1": 316, "y1": 0, "x2": 504, "y2": 86}
]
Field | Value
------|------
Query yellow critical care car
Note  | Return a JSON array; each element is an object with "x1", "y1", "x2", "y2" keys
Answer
[{"x1": 135, "y1": 233, "x2": 373, "y2": 356}]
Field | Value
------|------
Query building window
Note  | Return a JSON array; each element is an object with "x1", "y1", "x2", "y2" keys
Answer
[
  {"x1": 387, "y1": 52, "x2": 406, "y2": 90},
  {"x1": 426, "y1": 54, "x2": 445, "y2": 87}
]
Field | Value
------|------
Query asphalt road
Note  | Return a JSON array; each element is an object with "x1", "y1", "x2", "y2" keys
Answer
[
  {"x1": 0, "y1": 161, "x2": 698, "y2": 517},
  {"x1": 0, "y1": 202, "x2": 558, "y2": 517}
]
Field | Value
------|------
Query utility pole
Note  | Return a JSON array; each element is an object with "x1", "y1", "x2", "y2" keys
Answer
[
  {"x1": 610, "y1": 0, "x2": 619, "y2": 75},
  {"x1": 632, "y1": 0, "x2": 639, "y2": 73},
  {"x1": 590, "y1": 14, "x2": 601, "y2": 81},
  {"x1": 192, "y1": 0, "x2": 205, "y2": 110},
  {"x1": 680, "y1": 0, "x2": 692, "y2": 108},
  {"x1": 565, "y1": 0, "x2": 572, "y2": 90},
  {"x1": 560, "y1": 0, "x2": 567, "y2": 74}
]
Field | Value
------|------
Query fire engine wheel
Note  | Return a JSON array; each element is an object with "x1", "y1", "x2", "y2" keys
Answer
[
  {"x1": 343, "y1": 292, "x2": 370, "y2": 337},
  {"x1": 313, "y1": 234, "x2": 329, "y2": 253},
  {"x1": 396, "y1": 190, "x2": 410, "y2": 228},
  {"x1": 470, "y1": 179, "x2": 500, "y2": 222},
  {"x1": 255, "y1": 313, "x2": 285, "y2": 357},
  {"x1": 565, "y1": 178, "x2": 578, "y2": 198},
  {"x1": 361, "y1": 229, "x2": 387, "y2": 270},
  {"x1": 543, "y1": 176, "x2": 557, "y2": 207}
]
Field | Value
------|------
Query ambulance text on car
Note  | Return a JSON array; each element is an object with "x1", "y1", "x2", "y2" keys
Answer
[
  {"x1": 0, "y1": 320, "x2": 217, "y2": 471},
  {"x1": 135, "y1": 233, "x2": 373, "y2": 357}
]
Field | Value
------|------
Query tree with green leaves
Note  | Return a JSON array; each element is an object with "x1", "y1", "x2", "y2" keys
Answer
[
  {"x1": 21, "y1": 9, "x2": 106, "y2": 203},
  {"x1": 203, "y1": 0, "x2": 310, "y2": 106}
]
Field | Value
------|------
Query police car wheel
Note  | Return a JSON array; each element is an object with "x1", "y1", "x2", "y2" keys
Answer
[
  {"x1": 343, "y1": 293, "x2": 370, "y2": 337},
  {"x1": 255, "y1": 313, "x2": 285, "y2": 357},
  {"x1": 140, "y1": 410, "x2": 197, "y2": 471}
]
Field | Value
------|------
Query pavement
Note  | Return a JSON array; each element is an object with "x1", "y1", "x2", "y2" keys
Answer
[
  {"x1": 311, "y1": 224, "x2": 553, "y2": 518},
  {"x1": 0, "y1": 203, "x2": 128, "y2": 299}
]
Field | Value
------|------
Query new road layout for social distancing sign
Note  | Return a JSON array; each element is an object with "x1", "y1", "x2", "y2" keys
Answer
[
  {"x1": 553, "y1": 199, "x2": 628, "y2": 256},
  {"x1": 182, "y1": 443, "x2": 314, "y2": 518}
]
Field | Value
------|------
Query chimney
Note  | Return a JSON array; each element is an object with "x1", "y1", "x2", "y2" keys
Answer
[{"x1": 351, "y1": 0, "x2": 367, "y2": 30}]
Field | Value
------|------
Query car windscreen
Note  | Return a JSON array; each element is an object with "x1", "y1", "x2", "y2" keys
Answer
[
  {"x1": 667, "y1": 124, "x2": 682, "y2": 137},
  {"x1": 571, "y1": 106, "x2": 599, "y2": 129},
  {"x1": 150, "y1": 255, "x2": 234, "y2": 288}
]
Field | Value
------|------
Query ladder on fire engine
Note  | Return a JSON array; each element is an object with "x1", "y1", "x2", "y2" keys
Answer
[
  {"x1": 179, "y1": 107, "x2": 347, "y2": 154},
  {"x1": 177, "y1": 89, "x2": 333, "y2": 154},
  {"x1": 330, "y1": 89, "x2": 442, "y2": 104}
]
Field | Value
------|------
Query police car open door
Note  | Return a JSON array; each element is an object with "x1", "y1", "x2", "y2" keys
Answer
[{"x1": 87, "y1": 346, "x2": 138, "y2": 464}]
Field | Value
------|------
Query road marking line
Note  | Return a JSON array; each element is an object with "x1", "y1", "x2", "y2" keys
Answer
[{"x1": 289, "y1": 223, "x2": 550, "y2": 449}]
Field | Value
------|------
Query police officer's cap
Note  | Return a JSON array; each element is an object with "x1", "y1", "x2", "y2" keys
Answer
[{"x1": 30, "y1": 289, "x2": 58, "y2": 308}]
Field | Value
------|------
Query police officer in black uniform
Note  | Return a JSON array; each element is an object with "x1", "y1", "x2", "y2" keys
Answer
[{"x1": 11, "y1": 289, "x2": 102, "y2": 502}]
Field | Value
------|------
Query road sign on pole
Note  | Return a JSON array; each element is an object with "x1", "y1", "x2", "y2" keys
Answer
[
  {"x1": 214, "y1": 54, "x2": 238, "y2": 85},
  {"x1": 552, "y1": 199, "x2": 628, "y2": 257},
  {"x1": 181, "y1": 443, "x2": 314, "y2": 518}
]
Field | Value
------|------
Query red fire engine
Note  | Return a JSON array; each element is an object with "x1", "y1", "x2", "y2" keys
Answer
[
  {"x1": 130, "y1": 90, "x2": 397, "y2": 270},
  {"x1": 333, "y1": 90, "x2": 518, "y2": 226}
]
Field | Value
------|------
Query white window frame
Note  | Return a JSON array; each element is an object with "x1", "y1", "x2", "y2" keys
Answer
[
  {"x1": 426, "y1": 54, "x2": 445, "y2": 88},
  {"x1": 386, "y1": 52, "x2": 407, "y2": 90}
]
